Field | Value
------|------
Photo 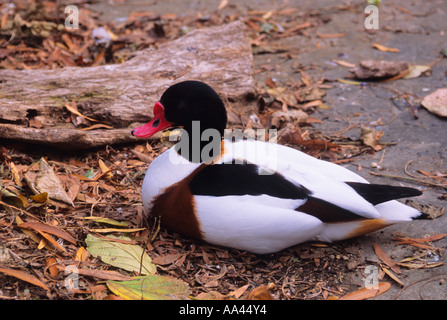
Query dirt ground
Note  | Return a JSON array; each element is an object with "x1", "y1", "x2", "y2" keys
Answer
[{"x1": 0, "y1": 0, "x2": 446, "y2": 301}]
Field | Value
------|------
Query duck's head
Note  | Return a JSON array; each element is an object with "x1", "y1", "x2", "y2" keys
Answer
[{"x1": 131, "y1": 81, "x2": 227, "y2": 139}]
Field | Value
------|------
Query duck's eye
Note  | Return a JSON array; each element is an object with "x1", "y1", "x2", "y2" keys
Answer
[{"x1": 152, "y1": 119, "x2": 160, "y2": 127}]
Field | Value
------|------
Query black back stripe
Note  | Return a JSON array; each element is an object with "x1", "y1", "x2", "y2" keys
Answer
[
  {"x1": 189, "y1": 162, "x2": 311, "y2": 199},
  {"x1": 345, "y1": 182, "x2": 422, "y2": 205},
  {"x1": 296, "y1": 197, "x2": 366, "y2": 222}
]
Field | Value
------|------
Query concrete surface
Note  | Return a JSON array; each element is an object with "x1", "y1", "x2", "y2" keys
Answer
[{"x1": 91, "y1": 0, "x2": 447, "y2": 299}]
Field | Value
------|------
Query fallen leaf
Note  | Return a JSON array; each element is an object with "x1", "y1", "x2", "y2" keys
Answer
[
  {"x1": 24, "y1": 158, "x2": 74, "y2": 206},
  {"x1": 30, "y1": 192, "x2": 49, "y2": 204},
  {"x1": 9, "y1": 161, "x2": 22, "y2": 186},
  {"x1": 337, "y1": 78, "x2": 363, "y2": 85},
  {"x1": 316, "y1": 32, "x2": 346, "y2": 38},
  {"x1": 403, "y1": 64, "x2": 431, "y2": 79},
  {"x1": 247, "y1": 283, "x2": 275, "y2": 300},
  {"x1": 89, "y1": 227, "x2": 146, "y2": 233},
  {"x1": 85, "y1": 234, "x2": 156, "y2": 275},
  {"x1": 78, "y1": 216, "x2": 130, "y2": 227},
  {"x1": 38, "y1": 230, "x2": 66, "y2": 252},
  {"x1": 228, "y1": 284, "x2": 250, "y2": 299},
  {"x1": 1, "y1": 187, "x2": 27, "y2": 208},
  {"x1": 45, "y1": 257, "x2": 59, "y2": 278},
  {"x1": 0, "y1": 266, "x2": 49, "y2": 291},
  {"x1": 65, "y1": 101, "x2": 99, "y2": 122},
  {"x1": 107, "y1": 275, "x2": 190, "y2": 300},
  {"x1": 332, "y1": 59, "x2": 356, "y2": 68},
  {"x1": 217, "y1": 0, "x2": 228, "y2": 10},
  {"x1": 338, "y1": 282, "x2": 391, "y2": 300},
  {"x1": 421, "y1": 88, "x2": 447, "y2": 117},
  {"x1": 19, "y1": 221, "x2": 77, "y2": 245},
  {"x1": 373, "y1": 43, "x2": 400, "y2": 52},
  {"x1": 360, "y1": 127, "x2": 385, "y2": 151},
  {"x1": 75, "y1": 246, "x2": 90, "y2": 261},
  {"x1": 373, "y1": 243, "x2": 402, "y2": 274},
  {"x1": 381, "y1": 266, "x2": 404, "y2": 286},
  {"x1": 152, "y1": 253, "x2": 182, "y2": 266}
]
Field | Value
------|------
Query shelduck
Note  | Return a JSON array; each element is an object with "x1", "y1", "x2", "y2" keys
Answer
[{"x1": 132, "y1": 80, "x2": 423, "y2": 254}]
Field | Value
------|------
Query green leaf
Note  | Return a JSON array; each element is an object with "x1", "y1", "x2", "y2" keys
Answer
[
  {"x1": 85, "y1": 234, "x2": 156, "y2": 275},
  {"x1": 107, "y1": 275, "x2": 190, "y2": 300},
  {"x1": 85, "y1": 167, "x2": 95, "y2": 179}
]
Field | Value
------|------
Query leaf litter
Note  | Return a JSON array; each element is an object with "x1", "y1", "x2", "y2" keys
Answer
[{"x1": 0, "y1": 0, "x2": 445, "y2": 301}]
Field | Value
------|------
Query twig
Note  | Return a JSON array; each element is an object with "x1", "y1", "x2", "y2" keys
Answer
[{"x1": 369, "y1": 172, "x2": 447, "y2": 189}]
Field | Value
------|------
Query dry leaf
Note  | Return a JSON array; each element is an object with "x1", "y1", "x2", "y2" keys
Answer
[
  {"x1": 403, "y1": 64, "x2": 431, "y2": 79},
  {"x1": 373, "y1": 243, "x2": 402, "y2": 274},
  {"x1": 373, "y1": 43, "x2": 400, "y2": 52},
  {"x1": 0, "y1": 266, "x2": 49, "y2": 291},
  {"x1": 247, "y1": 283, "x2": 275, "y2": 300},
  {"x1": 332, "y1": 59, "x2": 356, "y2": 68},
  {"x1": 381, "y1": 266, "x2": 405, "y2": 286},
  {"x1": 152, "y1": 253, "x2": 182, "y2": 266},
  {"x1": 19, "y1": 221, "x2": 77, "y2": 245},
  {"x1": 421, "y1": 88, "x2": 447, "y2": 117},
  {"x1": 338, "y1": 282, "x2": 391, "y2": 300},
  {"x1": 45, "y1": 257, "x2": 59, "y2": 278},
  {"x1": 75, "y1": 247, "x2": 90, "y2": 261},
  {"x1": 360, "y1": 127, "x2": 385, "y2": 151},
  {"x1": 24, "y1": 158, "x2": 74, "y2": 206},
  {"x1": 217, "y1": 0, "x2": 228, "y2": 10},
  {"x1": 228, "y1": 284, "x2": 250, "y2": 299},
  {"x1": 107, "y1": 275, "x2": 190, "y2": 300},
  {"x1": 65, "y1": 101, "x2": 99, "y2": 122}
]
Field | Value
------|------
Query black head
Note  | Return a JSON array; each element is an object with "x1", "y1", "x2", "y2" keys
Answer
[{"x1": 160, "y1": 81, "x2": 228, "y2": 137}]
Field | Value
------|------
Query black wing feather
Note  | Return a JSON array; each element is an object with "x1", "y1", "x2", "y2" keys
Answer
[
  {"x1": 189, "y1": 162, "x2": 311, "y2": 199},
  {"x1": 345, "y1": 182, "x2": 422, "y2": 205}
]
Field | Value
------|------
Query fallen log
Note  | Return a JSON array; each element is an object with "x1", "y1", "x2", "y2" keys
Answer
[{"x1": 0, "y1": 21, "x2": 255, "y2": 149}]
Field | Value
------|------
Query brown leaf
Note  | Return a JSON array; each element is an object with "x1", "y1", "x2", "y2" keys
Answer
[
  {"x1": 381, "y1": 266, "x2": 405, "y2": 286},
  {"x1": 360, "y1": 127, "x2": 385, "y2": 151},
  {"x1": 373, "y1": 43, "x2": 400, "y2": 53},
  {"x1": 18, "y1": 221, "x2": 77, "y2": 245},
  {"x1": 421, "y1": 88, "x2": 447, "y2": 117},
  {"x1": 338, "y1": 282, "x2": 391, "y2": 300},
  {"x1": 247, "y1": 283, "x2": 275, "y2": 300},
  {"x1": 265, "y1": 77, "x2": 277, "y2": 88},
  {"x1": 45, "y1": 257, "x2": 59, "y2": 278},
  {"x1": 152, "y1": 253, "x2": 182, "y2": 266},
  {"x1": 373, "y1": 243, "x2": 402, "y2": 274},
  {"x1": 0, "y1": 267, "x2": 49, "y2": 291}
]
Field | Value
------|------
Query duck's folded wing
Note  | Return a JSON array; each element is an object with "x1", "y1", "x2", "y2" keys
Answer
[{"x1": 218, "y1": 140, "x2": 382, "y2": 220}]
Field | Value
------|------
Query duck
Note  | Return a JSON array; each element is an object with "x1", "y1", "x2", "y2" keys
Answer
[{"x1": 131, "y1": 80, "x2": 424, "y2": 254}]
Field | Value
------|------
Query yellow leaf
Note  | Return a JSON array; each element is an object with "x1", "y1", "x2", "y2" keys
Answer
[
  {"x1": 30, "y1": 192, "x2": 49, "y2": 203},
  {"x1": 107, "y1": 275, "x2": 190, "y2": 300},
  {"x1": 75, "y1": 247, "x2": 90, "y2": 261},
  {"x1": 85, "y1": 234, "x2": 156, "y2": 275},
  {"x1": 337, "y1": 78, "x2": 362, "y2": 85},
  {"x1": 99, "y1": 159, "x2": 113, "y2": 178},
  {"x1": 403, "y1": 65, "x2": 431, "y2": 79}
]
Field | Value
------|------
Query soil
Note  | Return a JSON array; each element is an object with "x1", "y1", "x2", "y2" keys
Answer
[{"x1": 0, "y1": 0, "x2": 446, "y2": 301}]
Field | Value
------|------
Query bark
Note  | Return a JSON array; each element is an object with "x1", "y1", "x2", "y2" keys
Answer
[{"x1": 0, "y1": 21, "x2": 255, "y2": 149}]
